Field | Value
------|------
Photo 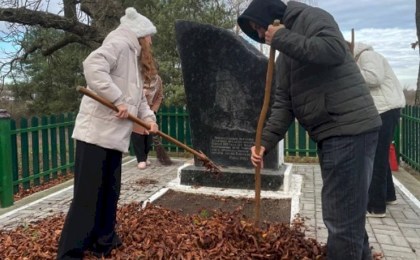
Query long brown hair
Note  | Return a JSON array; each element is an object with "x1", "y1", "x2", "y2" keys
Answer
[{"x1": 139, "y1": 37, "x2": 157, "y2": 84}]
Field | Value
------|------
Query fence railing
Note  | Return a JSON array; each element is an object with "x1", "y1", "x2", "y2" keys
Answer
[
  {"x1": 283, "y1": 106, "x2": 420, "y2": 172},
  {"x1": 0, "y1": 111, "x2": 76, "y2": 207},
  {"x1": 1, "y1": 105, "x2": 419, "y2": 208},
  {"x1": 156, "y1": 106, "x2": 192, "y2": 152},
  {"x1": 401, "y1": 106, "x2": 420, "y2": 172},
  {"x1": 0, "y1": 106, "x2": 192, "y2": 208},
  {"x1": 284, "y1": 122, "x2": 317, "y2": 158}
]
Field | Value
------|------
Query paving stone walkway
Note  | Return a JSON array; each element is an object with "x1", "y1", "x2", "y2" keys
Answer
[
  {"x1": 1, "y1": 157, "x2": 419, "y2": 259},
  {"x1": 294, "y1": 164, "x2": 420, "y2": 260}
]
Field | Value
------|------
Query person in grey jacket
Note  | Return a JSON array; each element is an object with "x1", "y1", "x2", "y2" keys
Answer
[
  {"x1": 238, "y1": 0, "x2": 381, "y2": 259},
  {"x1": 352, "y1": 42, "x2": 406, "y2": 218},
  {"x1": 57, "y1": 7, "x2": 159, "y2": 259}
]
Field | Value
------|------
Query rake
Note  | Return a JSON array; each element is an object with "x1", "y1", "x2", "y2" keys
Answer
[{"x1": 76, "y1": 86, "x2": 221, "y2": 173}]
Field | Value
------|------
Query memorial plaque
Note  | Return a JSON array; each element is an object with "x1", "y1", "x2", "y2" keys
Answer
[{"x1": 175, "y1": 20, "x2": 284, "y2": 189}]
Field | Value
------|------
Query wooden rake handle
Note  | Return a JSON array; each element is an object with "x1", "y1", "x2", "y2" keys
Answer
[
  {"x1": 254, "y1": 19, "x2": 281, "y2": 225},
  {"x1": 76, "y1": 86, "x2": 220, "y2": 172}
]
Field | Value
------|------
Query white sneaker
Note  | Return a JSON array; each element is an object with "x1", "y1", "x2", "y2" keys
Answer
[
  {"x1": 137, "y1": 162, "x2": 147, "y2": 169},
  {"x1": 366, "y1": 211, "x2": 386, "y2": 218},
  {"x1": 146, "y1": 160, "x2": 151, "y2": 166},
  {"x1": 386, "y1": 200, "x2": 398, "y2": 205}
]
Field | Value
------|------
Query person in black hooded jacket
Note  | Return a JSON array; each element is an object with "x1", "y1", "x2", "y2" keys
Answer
[{"x1": 238, "y1": 1, "x2": 381, "y2": 259}]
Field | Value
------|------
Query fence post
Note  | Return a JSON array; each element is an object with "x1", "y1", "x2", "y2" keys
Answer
[
  {"x1": 394, "y1": 117, "x2": 401, "y2": 163},
  {"x1": 0, "y1": 109, "x2": 14, "y2": 207}
]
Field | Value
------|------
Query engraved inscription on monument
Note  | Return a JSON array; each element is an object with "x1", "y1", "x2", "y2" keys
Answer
[{"x1": 211, "y1": 136, "x2": 253, "y2": 162}]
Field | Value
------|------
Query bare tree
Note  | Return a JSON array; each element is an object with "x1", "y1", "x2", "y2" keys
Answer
[
  {"x1": 414, "y1": 0, "x2": 420, "y2": 105},
  {"x1": 0, "y1": 0, "x2": 124, "y2": 84},
  {"x1": 224, "y1": 0, "x2": 251, "y2": 35}
]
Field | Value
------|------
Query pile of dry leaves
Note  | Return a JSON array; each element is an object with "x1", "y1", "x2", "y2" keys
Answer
[{"x1": 0, "y1": 202, "x2": 326, "y2": 259}]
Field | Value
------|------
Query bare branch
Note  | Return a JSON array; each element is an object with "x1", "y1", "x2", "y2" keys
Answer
[
  {"x1": 0, "y1": 7, "x2": 96, "y2": 38},
  {"x1": 36, "y1": 34, "x2": 88, "y2": 56},
  {"x1": 0, "y1": 51, "x2": 23, "y2": 84}
]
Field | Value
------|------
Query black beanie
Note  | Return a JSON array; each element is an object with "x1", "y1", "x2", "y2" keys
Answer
[{"x1": 237, "y1": 0, "x2": 287, "y2": 43}]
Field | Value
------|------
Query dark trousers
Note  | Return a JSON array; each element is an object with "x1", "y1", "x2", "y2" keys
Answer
[
  {"x1": 130, "y1": 132, "x2": 153, "y2": 162},
  {"x1": 317, "y1": 131, "x2": 378, "y2": 260},
  {"x1": 57, "y1": 141, "x2": 122, "y2": 259},
  {"x1": 368, "y1": 108, "x2": 401, "y2": 213}
]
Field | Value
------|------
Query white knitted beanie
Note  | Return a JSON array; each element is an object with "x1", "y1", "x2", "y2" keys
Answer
[{"x1": 120, "y1": 7, "x2": 157, "y2": 38}]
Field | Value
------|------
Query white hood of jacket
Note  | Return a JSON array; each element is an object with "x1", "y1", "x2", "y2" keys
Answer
[{"x1": 353, "y1": 42, "x2": 405, "y2": 114}]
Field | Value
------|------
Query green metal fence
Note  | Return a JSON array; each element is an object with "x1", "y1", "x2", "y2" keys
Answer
[
  {"x1": 0, "y1": 106, "x2": 192, "y2": 208},
  {"x1": 1, "y1": 105, "x2": 419, "y2": 208},
  {"x1": 283, "y1": 106, "x2": 420, "y2": 173},
  {"x1": 128, "y1": 106, "x2": 192, "y2": 156},
  {"x1": 157, "y1": 106, "x2": 192, "y2": 152},
  {"x1": 401, "y1": 106, "x2": 420, "y2": 172},
  {"x1": 0, "y1": 111, "x2": 76, "y2": 207},
  {"x1": 284, "y1": 122, "x2": 317, "y2": 158}
]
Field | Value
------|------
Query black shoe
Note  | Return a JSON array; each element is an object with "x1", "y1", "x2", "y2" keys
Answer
[
  {"x1": 87, "y1": 243, "x2": 105, "y2": 258},
  {"x1": 366, "y1": 211, "x2": 386, "y2": 218},
  {"x1": 88, "y1": 235, "x2": 122, "y2": 257}
]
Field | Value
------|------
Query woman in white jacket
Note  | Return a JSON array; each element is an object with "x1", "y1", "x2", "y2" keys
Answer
[
  {"x1": 57, "y1": 8, "x2": 159, "y2": 259},
  {"x1": 353, "y1": 42, "x2": 406, "y2": 218}
]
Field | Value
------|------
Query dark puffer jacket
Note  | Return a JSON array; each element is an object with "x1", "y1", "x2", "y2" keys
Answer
[{"x1": 240, "y1": 1, "x2": 381, "y2": 152}]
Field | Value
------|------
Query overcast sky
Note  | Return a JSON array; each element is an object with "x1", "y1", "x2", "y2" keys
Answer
[
  {"x1": 1, "y1": 0, "x2": 419, "y2": 89},
  {"x1": 317, "y1": 0, "x2": 418, "y2": 89}
]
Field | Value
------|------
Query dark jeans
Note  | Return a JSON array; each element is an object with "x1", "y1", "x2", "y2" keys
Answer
[
  {"x1": 57, "y1": 141, "x2": 122, "y2": 259},
  {"x1": 317, "y1": 131, "x2": 378, "y2": 260},
  {"x1": 368, "y1": 108, "x2": 401, "y2": 213},
  {"x1": 130, "y1": 132, "x2": 153, "y2": 162}
]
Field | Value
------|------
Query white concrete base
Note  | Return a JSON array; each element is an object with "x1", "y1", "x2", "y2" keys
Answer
[{"x1": 143, "y1": 162, "x2": 302, "y2": 224}]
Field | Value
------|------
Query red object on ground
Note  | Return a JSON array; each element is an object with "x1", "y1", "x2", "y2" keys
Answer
[{"x1": 389, "y1": 143, "x2": 399, "y2": 171}]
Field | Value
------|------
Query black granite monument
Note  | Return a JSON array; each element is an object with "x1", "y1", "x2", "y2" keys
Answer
[{"x1": 175, "y1": 20, "x2": 285, "y2": 190}]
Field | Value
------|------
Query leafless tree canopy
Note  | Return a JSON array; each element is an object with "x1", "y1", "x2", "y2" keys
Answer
[
  {"x1": 0, "y1": 0, "x2": 125, "y2": 46},
  {"x1": 0, "y1": 0, "x2": 125, "y2": 83}
]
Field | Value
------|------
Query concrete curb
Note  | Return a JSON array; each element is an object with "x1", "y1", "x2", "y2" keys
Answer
[
  {"x1": 0, "y1": 179, "x2": 74, "y2": 216},
  {"x1": 0, "y1": 155, "x2": 137, "y2": 217}
]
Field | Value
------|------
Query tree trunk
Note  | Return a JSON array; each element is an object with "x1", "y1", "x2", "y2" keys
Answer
[{"x1": 416, "y1": 0, "x2": 420, "y2": 105}]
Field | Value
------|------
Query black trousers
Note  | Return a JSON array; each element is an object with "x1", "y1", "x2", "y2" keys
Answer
[
  {"x1": 130, "y1": 132, "x2": 153, "y2": 162},
  {"x1": 368, "y1": 108, "x2": 401, "y2": 213},
  {"x1": 57, "y1": 141, "x2": 122, "y2": 259}
]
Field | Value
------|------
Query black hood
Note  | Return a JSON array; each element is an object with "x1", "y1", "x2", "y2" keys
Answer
[{"x1": 237, "y1": 0, "x2": 287, "y2": 43}]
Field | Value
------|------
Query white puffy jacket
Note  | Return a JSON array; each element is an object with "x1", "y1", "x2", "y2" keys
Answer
[
  {"x1": 72, "y1": 25, "x2": 156, "y2": 152},
  {"x1": 354, "y1": 42, "x2": 406, "y2": 114}
]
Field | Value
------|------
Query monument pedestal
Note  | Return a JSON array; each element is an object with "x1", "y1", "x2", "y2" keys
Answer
[{"x1": 180, "y1": 165, "x2": 286, "y2": 191}]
